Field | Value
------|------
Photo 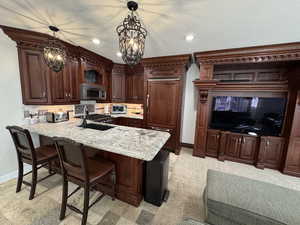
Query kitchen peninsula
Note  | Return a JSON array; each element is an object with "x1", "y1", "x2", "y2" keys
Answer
[{"x1": 22, "y1": 120, "x2": 170, "y2": 206}]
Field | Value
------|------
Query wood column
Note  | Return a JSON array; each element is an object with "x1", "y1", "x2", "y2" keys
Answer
[
  {"x1": 283, "y1": 91, "x2": 300, "y2": 177},
  {"x1": 193, "y1": 80, "x2": 217, "y2": 157}
]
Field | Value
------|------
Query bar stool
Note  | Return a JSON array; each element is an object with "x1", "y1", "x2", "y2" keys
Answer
[
  {"x1": 6, "y1": 126, "x2": 58, "y2": 200},
  {"x1": 54, "y1": 137, "x2": 116, "y2": 225}
]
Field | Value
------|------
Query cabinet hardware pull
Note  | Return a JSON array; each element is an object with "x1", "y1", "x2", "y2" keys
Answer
[
  {"x1": 146, "y1": 94, "x2": 150, "y2": 109},
  {"x1": 217, "y1": 135, "x2": 220, "y2": 139},
  {"x1": 65, "y1": 93, "x2": 68, "y2": 98},
  {"x1": 69, "y1": 93, "x2": 71, "y2": 98},
  {"x1": 267, "y1": 140, "x2": 270, "y2": 146},
  {"x1": 43, "y1": 92, "x2": 46, "y2": 98},
  {"x1": 242, "y1": 137, "x2": 245, "y2": 144}
]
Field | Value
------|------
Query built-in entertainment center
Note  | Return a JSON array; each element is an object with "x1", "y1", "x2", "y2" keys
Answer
[{"x1": 193, "y1": 43, "x2": 300, "y2": 177}]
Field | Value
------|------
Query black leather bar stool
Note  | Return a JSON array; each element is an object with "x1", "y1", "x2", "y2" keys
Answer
[
  {"x1": 54, "y1": 137, "x2": 116, "y2": 225},
  {"x1": 6, "y1": 126, "x2": 58, "y2": 200}
]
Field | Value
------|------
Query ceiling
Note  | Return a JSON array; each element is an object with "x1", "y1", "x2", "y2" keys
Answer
[{"x1": 0, "y1": 0, "x2": 300, "y2": 63}]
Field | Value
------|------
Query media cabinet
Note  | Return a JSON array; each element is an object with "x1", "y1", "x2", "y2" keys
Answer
[{"x1": 193, "y1": 43, "x2": 300, "y2": 177}]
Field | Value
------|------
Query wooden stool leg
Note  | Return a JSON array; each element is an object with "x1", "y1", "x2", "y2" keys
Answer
[
  {"x1": 81, "y1": 184, "x2": 90, "y2": 225},
  {"x1": 16, "y1": 157, "x2": 23, "y2": 193},
  {"x1": 29, "y1": 165, "x2": 37, "y2": 200},
  {"x1": 48, "y1": 160, "x2": 52, "y2": 175},
  {"x1": 111, "y1": 168, "x2": 116, "y2": 201},
  {"x1": 60, "y1": 176, "x2": 68, "y2": 220}
]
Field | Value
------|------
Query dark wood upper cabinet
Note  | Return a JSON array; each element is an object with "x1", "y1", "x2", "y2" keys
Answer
[
  {"x1": 1, "y1": 25, "x2": 113, "y2": 105},
  {"x1": 112, "y1": 73, "x2": 125, "y2": 101},
  {"x1": 18, "y1": 48, "x2": 50, "y2": 104},
  {"x1": 52, "y1": 59, "x2": 80, "y2": 104},
  {"x1": 68, "y1": 59, "x2": 80, "y2": 103},
  {"x1": 111, "y1": 64, "x2": 126, "y2": 102},
  {"x1": 206, "y1": 129, "x2": 220, "y2": 158},
  {"x1": 126, "y1": 65, "x2": 144, "y2": 104}
]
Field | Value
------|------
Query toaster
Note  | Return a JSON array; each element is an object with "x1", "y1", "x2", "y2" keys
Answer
[{"x1": 46, "y1": 112, "x2": 69, "y2": 123}]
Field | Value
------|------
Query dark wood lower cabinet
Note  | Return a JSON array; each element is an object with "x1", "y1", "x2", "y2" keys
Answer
[
  {"x1": 113, "y1": 117, "x2": 144, "y2": 128},
  {"x1": 206, "y1": 129, "x2": 221, "y2": 157},
  {"x1": 206, "y1": 131, "x2": 275, "y2": 166},
  {"x1": 225, "y1": 133, "x2": 242, "y2": 159},
  {"x1": 257, "y1": 136, "x2": 285, "y2": 170},
  {"x1": 239, "y1": 135, "x2": 258, "y2": 163},
  {"x1": 40, "y1": 135, "x2": 143, "y2": 206}
]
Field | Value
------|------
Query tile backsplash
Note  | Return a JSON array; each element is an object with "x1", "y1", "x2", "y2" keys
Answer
[{"x1": 23, "y1": 103, "x2": 143, "y2": 119}]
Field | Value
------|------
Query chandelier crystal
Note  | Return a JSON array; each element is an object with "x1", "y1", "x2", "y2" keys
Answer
[
  {"x1": 43, "y1": 26, "x2": 67, "y2": 73},
  {"x1": 116, "y1": 1, "x2": 147, "y2": 65}
]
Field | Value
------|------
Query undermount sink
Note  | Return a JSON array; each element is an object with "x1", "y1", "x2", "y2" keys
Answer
[{"x1": 84, "y1": 123, "x2": 114, "y2": 131}]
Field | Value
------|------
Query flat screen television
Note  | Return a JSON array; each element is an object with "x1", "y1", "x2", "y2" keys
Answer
[{"x1": 210, "y1": 96, "x2": 287, "y2": 136}]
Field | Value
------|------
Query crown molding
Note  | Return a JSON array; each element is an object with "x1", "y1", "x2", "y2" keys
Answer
[{"x1": 194, "y1": 42, "x2": 300, "y2": 65}]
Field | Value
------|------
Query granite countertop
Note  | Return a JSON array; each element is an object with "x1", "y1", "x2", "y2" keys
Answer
[{"x1": 22, "y1": 120, "x2": 169, "y2": 161}]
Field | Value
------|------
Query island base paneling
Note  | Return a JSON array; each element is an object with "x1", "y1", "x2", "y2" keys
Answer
[{"x1": 40, "y1": 135, "x2": 143, "y2": 207}]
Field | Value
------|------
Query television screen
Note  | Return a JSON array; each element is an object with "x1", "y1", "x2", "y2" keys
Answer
[{"x1": 210, "y1": 96, "x2": 287, "y2": 136}]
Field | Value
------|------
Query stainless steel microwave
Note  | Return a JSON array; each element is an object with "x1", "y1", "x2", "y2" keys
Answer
[{"x1": 80, "y1": 83, "x2": 106, "y2": 101}]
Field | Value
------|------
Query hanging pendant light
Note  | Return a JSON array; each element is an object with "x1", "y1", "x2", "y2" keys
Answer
[
  {"x1": 116, "y1": 1, "x2": 147, "y2": 66},
  {"x1": 43, "y1": 26, "x2": 67, "y2": 72}
]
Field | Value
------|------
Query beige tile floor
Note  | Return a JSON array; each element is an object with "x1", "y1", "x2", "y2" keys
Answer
[{"x1": 1, "y1": 148, "x2": 300, "y2": 225}]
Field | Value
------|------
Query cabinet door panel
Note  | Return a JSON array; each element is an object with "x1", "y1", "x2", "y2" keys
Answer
[
  {"x1": 225, "y1": 134, "x2": 241, "y2": 158},
  {"x1": 147, "y1": 80, "x2": 179, "y2": 127},
  {"x1": 264, "y1": 137, "x2": 285, "y2": 168},
  {"x1": 206, "y1": 129, "x2": 220, "y2": 157},
  {"x1": 68, "y1": 60, "x2": 80, "y2": 103},
  {"x1": 285, "y1": 137, "x2": 300, "y2": 171},
  {"x1": 51, "y1": 69, "x2": 68, "y2": 103},
  {"x1": 239, "y1": 136, "x2": 258, "y2": 162},
  {"x1": 20, "y1": 49, "x2": 49, "y2": 104},
  {"x1": 112, "y1": 73, "x2": 125, "y2": 101}
]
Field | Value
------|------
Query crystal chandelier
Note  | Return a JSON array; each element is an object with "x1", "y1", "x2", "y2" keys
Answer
[
  {"x1": 116, "y1": 1, "x2": 147, "y2": 65},
  {"x1": 43, "y1": 26, "x2": 67, "y2": 72}
]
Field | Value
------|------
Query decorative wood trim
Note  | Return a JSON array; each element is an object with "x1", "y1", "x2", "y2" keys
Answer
[
  {"x1": 195, "y1": 42, "x2": 300, "y2": 65},
  {"x1": 200, "y1": 64, "x2": 214, "y2": 80},
  {"x1": 142, "y1": 54, "x2": 192, "y2": 67},
  {"x1": 0, "y1": 25, "x2": 113, "y2": 67}
]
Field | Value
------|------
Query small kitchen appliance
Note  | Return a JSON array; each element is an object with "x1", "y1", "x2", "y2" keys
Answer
[
  {"x1": 111, "y1": 104, "x2": 127, "y2": 114},
  {"x1": 46, "y1": 112, "x2": 69, "y2": 123},
  {"x1": 80, "y1": 83, "x2": 106, "y2": 101}
]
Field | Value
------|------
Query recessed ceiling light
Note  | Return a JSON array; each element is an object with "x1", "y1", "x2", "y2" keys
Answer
[
  {"x1": 116, "y1": 52, "x2": 122, "y2": 57},
  {"x1": 185, "y1": 34, "x2": 194, "y2": 42},
  {"x1": 92, "y1": 38, "x2": 100, "y2": 45}
]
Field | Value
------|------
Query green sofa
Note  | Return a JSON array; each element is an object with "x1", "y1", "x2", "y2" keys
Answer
[{"x1": 179, "y1": 170, "x2": 300, "y2": 225}]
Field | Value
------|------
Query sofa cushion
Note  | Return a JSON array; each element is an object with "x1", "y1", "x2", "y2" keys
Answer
[{"x1": 206, "y1": 170, "x2": 300, "y2": 225}]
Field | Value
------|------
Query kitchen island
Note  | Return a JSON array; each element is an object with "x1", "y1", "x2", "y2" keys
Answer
[{"x1": 22, "y1": 120, "x2": 170, "y2": 206}]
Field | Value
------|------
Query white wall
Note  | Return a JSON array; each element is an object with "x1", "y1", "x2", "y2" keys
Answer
[
  {"x1": 181, "y1": 63, "x2": 199, "y2": 144},
  {"x1": 0, "y1": 30, "x2": 24, "y2": 179}
]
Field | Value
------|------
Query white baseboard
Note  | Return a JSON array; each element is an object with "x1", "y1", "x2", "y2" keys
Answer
[{"x1": 0, "y1": 164, "x2": 31, "y2": 184}]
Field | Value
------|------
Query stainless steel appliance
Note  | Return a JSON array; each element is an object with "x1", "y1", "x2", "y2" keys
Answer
[
  {"x1": 46, "y1": 112, "x2": 69, "y2": 123},
  {"x1": 80, "y1": 83, "x2": 106, "y2": 101},
  {"x1": 111, "y1": 104, "x2": 127, "y2": 114},
  {"x1": 74, "y1": 104, "x2": 96, "y2": 117}
]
